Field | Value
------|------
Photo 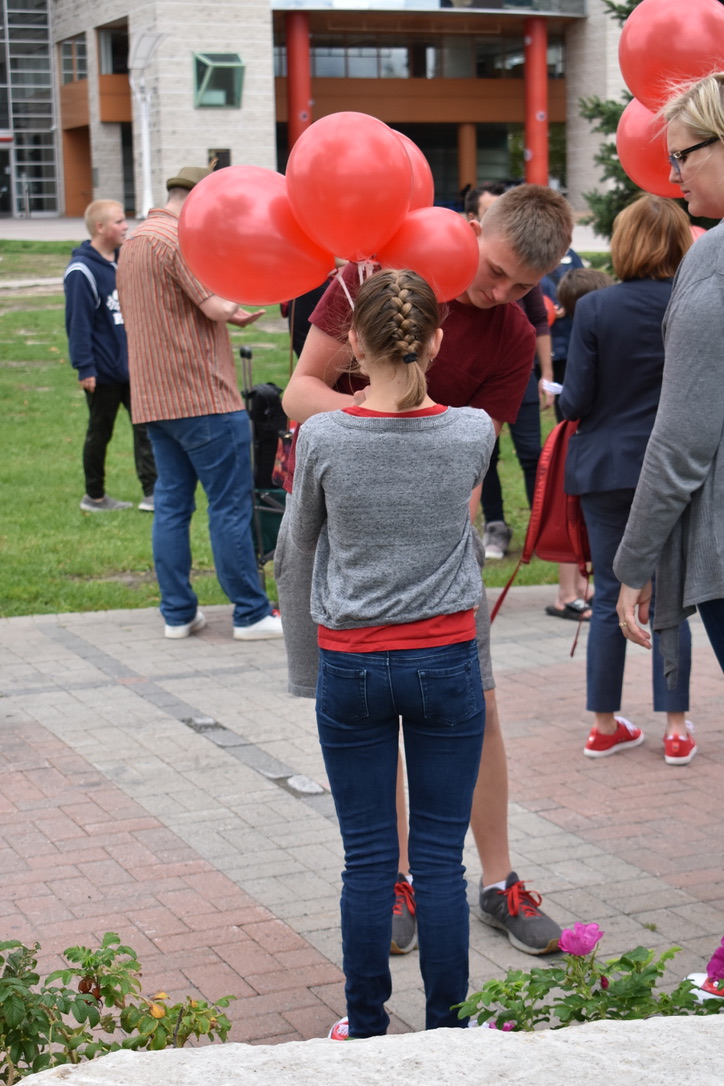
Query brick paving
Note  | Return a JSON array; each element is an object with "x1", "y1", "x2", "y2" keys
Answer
[{"x1": 1, "y1": 586, "x2": 722, "y2": 1043}]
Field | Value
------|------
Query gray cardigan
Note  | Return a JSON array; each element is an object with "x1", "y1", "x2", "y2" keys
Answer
[
  {"x1": 288, "y1": 407, "x2": 495, "y2": 631},
  {"x1": 613, "y1": 223, "x2": 724, "y2": 675}
]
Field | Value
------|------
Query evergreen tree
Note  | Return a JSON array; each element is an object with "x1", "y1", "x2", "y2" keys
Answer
[{"x1": 579, "y1": 0, "x2": 642, "y2": 238}]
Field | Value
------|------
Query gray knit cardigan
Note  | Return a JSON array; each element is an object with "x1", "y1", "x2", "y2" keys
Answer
[{"x1": 614, "y1": 222, "x2": 724, "y2": 678}]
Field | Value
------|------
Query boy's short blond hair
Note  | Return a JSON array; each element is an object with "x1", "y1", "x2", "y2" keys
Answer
[
  {"x1": 84, "y1": 200, "x2": 124, "y2": 237},
  {"x1": 480, "y1": 184, "x2": 574, "y2": 274}
]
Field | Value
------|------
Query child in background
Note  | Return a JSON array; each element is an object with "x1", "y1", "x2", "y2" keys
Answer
[
  {"x1": 556, "y1": 267, "x2": 614, "y2": 323},
  {"x1": 287, "y1": 269, "x2": 495, "y2": 1038}
]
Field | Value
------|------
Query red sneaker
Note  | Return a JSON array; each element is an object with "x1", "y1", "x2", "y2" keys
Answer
[
  {"x1": 328, "y1": 1017, "x2": 350, "y2": 1040},
  {"x1": 664, "y1": 723, "x2": 697, "y2": 766},
  {"x1": 584, "y1": 717, "x2": 644, "y2": 758}
]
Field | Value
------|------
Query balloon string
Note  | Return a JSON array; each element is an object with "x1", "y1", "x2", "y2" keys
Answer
[
  {"x1": 334, "y1": 260, "x2": 376, "y2": 313},
  {"x1": 337, "y1": 268, "x2": 356, "y2": 312}
]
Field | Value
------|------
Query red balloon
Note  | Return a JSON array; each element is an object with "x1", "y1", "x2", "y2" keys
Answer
[
  {"x1": 286, "y1": 112, "x2": 412, "y2": 262},
  {"x1": 376, "y1": 207, "x2": 480, "y2": 302},
  {"x1": 619, "y1": 0, "x2": 724, "y2": 111},
  {"x1": 178, "y1": 166, "x2": 334, "y2": 305},
  {"x1": 395, "y1": 131, "x2": 435, "y2": 211},
  {"x1": 616, "y1": 98, "x2": 683, "y2": 198}
]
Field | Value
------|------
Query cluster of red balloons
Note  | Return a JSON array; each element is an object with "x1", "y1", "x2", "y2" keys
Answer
[
  {"x1": 179, "y1": 112, "x2": 478, "y2": 305},
  {"x1": 616, "y1": 0, "x2": 724, "y2": 196}
]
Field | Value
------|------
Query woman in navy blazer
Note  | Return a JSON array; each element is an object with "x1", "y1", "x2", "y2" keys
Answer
[{"x1": 559, "y1": 196, "x2": 696, "y2": 765}]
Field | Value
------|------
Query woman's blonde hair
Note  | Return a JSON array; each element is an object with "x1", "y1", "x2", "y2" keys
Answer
[
  {"x1": 352, "y1": 269, "x2": 439, "y2": 411},
  {"x1": 663, "y1": 72, "x2": 724, "y2": 141},
  {"x1": 610, "y1": 195, "x2": 692, "y2": 281}
]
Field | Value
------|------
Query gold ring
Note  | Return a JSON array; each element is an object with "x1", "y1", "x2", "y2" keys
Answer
[{"x1": 619, "y1": 622, "x2": 628, "y2": 628}]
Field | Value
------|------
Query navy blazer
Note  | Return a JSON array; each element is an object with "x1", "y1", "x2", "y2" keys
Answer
[{"x1": 558, "y1": 278, "x2": 673, "y2": 496}]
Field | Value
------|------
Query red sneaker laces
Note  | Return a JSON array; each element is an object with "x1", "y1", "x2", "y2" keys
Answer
[
  {"x1": 392, "y1": 879, "x2": 416, "y2": 917},
  {"x1": 499, "y1": 879, "x2": 543, "y2": 918}
]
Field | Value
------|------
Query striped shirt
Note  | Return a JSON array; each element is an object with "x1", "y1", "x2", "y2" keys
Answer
[{"x1": 117, "y1": 207, "x2": 243, "y2": 424}]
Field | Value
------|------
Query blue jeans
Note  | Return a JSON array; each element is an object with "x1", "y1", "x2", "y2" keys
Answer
[
  {"x1": 146, "y1": 412, "x2": 272, "y2": 628},
  {"x1": 698, "y1": 599, "x2": 724, "y2": 674},
  {"x1": 580, "y1": 490, "x2": 691, "y2": 713},
  {"x1": 316, "y1": 640, "x2": 485, "y2": 1037}
]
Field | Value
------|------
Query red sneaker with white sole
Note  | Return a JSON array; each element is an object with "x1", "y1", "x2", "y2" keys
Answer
[
  {"x1": 664, "y1": 723, "x2": 697, "y2": 766},
  {"x1": 328, "y1": 1017, "x2": 350, "y2": 1040},
  {"x1": 584, "y1": 716, "x2": 644, "y2": 758}
]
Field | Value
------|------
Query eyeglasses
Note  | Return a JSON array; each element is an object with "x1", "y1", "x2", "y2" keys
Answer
[{"x1": 668, "y1": 136, "x2": 720, "y2": 175}]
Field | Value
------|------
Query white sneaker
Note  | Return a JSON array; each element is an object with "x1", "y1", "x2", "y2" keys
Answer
[
  {"x1": 483, "y1": 520, "x2": 513, "y2": 560},
  {"x1": 233, "y1": 614, "x2": 284, "y2": 640},
  {"x1": 164, "y1": 610, "x2": 206, "y2": 639},
  {"x1": 138, "y1": 493, "x2": 155, "y2": 512}
]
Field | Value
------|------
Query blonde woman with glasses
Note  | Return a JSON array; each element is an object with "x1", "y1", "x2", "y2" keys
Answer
[{"x1": 615, "y1": 73, "x2": 724, "y2": 705}]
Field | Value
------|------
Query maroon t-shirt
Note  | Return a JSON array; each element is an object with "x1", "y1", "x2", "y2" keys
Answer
[
  {"x1": 281, "y1": 262, "x2": 536, "y2": 492},
  {"x1": 309, "y1": 262, "x2": 535, "y2": 420}
]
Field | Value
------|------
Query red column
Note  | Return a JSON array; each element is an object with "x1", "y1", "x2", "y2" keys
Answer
[
  {"x1": 286, "y1": 12, "x2": 312, "y2": 150},
  {"x1": 524, "y1": 17, "x2": 548, "y2": 185},
  {"x1": 458, "y1": 123, "x2": 477, "y2": 194}
]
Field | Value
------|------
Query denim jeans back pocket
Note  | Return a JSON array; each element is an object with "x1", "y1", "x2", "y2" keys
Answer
[
  {"x1": 417, "y1": 660, "x2": 477, "y2": 726},
  {"x1": 318, "y1": 660, "x2": 369, "y2": 723}
]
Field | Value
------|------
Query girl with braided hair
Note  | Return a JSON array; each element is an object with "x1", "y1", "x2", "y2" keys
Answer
[{"x1": 288, "y1": 268, "x2": 495, "y2": 1038}]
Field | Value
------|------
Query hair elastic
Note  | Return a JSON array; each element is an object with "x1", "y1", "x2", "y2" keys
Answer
[{"x1": 402, "y1": 352, "x2": 417, "y2": 364}]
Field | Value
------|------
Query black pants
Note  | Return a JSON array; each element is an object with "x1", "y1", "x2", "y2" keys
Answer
[
  {"x1": 83, "y1": 382, "x2": 157, "y2": 499},
  {"x1": 481, "y1": 370, "x2": 541, "y2": 522}
]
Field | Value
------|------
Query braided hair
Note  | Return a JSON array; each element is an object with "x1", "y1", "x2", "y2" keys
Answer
[{"x1": 352, "y1": 269, "x2": 439, "y2": 411}]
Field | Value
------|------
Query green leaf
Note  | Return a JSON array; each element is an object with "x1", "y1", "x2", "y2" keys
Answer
[
  {"x1": 3, "y1": 994, "x2": 26, "y2": 1028},
  {"x1": 71, "y1": 999, "x2": 89, "y2": 1024}
]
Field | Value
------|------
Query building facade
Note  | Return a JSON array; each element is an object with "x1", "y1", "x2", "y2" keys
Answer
[{"x1": 0, "y1": 0, "x2": 627, "y2": 217}]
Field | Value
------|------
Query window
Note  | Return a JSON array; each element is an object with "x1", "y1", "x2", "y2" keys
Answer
[
  {"x1": 98, "y1": 26, "x2": 129, "y2": 75},
  {"x1": 60, "y1": 34, "x2": 86, "y2": 84},
  {"x1": 209, "y1": 148, "x2": 231, "y2": 170},
  {"x1": 289, "y1": 32, "x2": 565, "y2": 81},
  {"x1": 193, "y1": 53, "x2": 244, "y2": 108}
]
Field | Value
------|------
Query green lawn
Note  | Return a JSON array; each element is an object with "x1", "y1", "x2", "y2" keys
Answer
[
  {"x1": 0, "y1": 242, "x2": 559, "y2": 618},
  {"x1": 0, "y1": 239, "x2": 78, "y2": 280}
]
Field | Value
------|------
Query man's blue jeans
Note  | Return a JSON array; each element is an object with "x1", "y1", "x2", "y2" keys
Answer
[
  {"x1": 581, "y1": 489, "x2": 691, "y2": 712},
  {"x1": 146, "y1": 412, "x2": 272, "y2": 628},
  {"x1": 316, "y1": 639, "x2": 485, "y2": 1037}
]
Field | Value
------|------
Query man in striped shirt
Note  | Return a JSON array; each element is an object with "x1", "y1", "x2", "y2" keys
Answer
[{"x1": 117, "y1": 166, "x2": 283, "y2": 642}]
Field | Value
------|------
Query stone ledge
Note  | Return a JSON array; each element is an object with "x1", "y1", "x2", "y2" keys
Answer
[{"x1": 27, "y1": 1016, "x2": 724, "y2": 1086}]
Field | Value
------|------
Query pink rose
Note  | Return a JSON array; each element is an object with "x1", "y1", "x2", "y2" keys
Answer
[
  {"x1": 706, "y1": 939, "x2": 724, "y2": 983},
  {"x1": 600, "y1": 975, "x2": 609, "y2": 990},
  {"x1": 558, "y1": 922, "x2": 605, "y2": 956}
]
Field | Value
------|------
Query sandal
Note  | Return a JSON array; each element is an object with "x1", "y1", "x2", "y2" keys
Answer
[{"x1": 545, "y1": 598, "x2": 592, "y2": 621}]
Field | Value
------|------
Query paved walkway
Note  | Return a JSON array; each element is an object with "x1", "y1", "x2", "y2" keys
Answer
[{"x1": 1, "y1": 588, "x2": 721, "y2": 1043}]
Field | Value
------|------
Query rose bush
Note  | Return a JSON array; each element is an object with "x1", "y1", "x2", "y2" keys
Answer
[{"x1": 457, "y1": 926, "x2": 724, "y2": 1031}]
